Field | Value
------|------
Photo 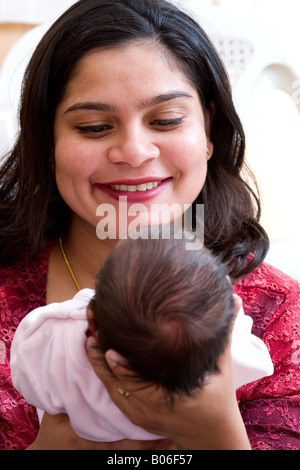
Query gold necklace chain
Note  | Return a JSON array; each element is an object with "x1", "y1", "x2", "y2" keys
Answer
[{"x1": 59, "y1": 237, "x2": 81, "y2": 291}]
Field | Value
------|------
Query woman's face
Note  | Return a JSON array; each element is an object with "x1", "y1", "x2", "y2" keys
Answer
[{"x1": 54, "y1": 40, "x2": 212, "y2": 237}]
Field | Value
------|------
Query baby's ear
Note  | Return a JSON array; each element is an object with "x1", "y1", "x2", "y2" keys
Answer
[{"x1": 86, "y1": 306, "x2": 98, "y2": 337}]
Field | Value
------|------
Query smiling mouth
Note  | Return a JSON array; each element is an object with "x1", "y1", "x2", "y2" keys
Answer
[{"x1": 109, "y1": 180, "x2": 162, "y2": 192}]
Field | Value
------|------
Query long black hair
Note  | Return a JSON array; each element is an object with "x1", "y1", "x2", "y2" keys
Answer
[{"x1": 0, "y1": 0, "x2": 269, "y2": 277}]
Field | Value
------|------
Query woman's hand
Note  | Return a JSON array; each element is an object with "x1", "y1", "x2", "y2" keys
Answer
[
  {"x1": 86, "y1": 326, "x2": 251, "y2": 450},
  {"x1": 27, "y1": 412, "x2": 175, "y2": 450}
]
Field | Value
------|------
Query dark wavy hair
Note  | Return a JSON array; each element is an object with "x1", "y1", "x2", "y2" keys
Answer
[
  {"x1": 91, "y1": 232, "x2": 235, "y2": 398},
  {"x1": 0, "y1": 0, "x2": 269, "y2": 277}
]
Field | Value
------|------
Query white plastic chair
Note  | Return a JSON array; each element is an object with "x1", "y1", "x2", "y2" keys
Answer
[
  {"x1": 180, "y1": 3, "x2": 300, "y2": 281},
  {"x1": 180, "y1": 3, "x2": 300, "y2": 123}
]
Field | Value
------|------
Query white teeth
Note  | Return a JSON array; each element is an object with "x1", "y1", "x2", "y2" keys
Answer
[
  {"x1": 110, "y1": 181, "x2": 162, "y2": 192},
  {"x1": 137, "y1": 183, "x2": 147, "y2": 191}
]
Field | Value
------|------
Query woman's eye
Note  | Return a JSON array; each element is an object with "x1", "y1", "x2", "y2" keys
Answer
[
  {"x1": 76, "y1": 124, "x2": 112, "y2": 136},
  {"x1": 150, "y1": 117, "x2": 184, "y2": 130}
]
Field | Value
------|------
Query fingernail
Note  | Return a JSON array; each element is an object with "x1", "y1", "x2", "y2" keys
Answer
[
  {"x1": 86, "y1": 335, "x2": 98, "y2": 348},
  {"x1": 105, "y1": 350, "x2": 118, "y2": 368}
]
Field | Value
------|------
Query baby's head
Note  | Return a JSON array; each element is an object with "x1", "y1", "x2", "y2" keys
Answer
[{"x1": 90, "y1": 231, "x2": 234, "y2": 398}]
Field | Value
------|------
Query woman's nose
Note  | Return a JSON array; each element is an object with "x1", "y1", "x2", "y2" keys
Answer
[{"x1": 107, "y1": 128, "x2": 160, "y2": 167}]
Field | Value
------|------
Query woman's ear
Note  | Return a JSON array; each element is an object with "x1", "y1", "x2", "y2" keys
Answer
[
  {"x1": 205, "y1": 100, "x2": 215, "y2": 136},
  {"x1": 205, "y1": 101, "x2": 215, "y2": 160},
  {"x1": 206, "y1": 142, "x2": 214, "y2": 161}
]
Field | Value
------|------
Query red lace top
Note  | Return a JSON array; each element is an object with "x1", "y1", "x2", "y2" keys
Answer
[{"x1": 0, "y1": 244, "x2": 299, "y2": 450}]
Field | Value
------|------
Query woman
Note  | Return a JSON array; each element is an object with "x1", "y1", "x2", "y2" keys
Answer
[{"x1": 0, "y1": 0, "x2": 299, "y2": 450}]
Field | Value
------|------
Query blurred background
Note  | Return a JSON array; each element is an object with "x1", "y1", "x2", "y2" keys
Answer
[{"x1": 0, "y1": 0, "x2": 299, "y2": 280}]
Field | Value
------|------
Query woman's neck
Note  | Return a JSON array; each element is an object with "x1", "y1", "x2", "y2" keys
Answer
[{"x1": 46, "y1": 214, "x2": 118, "y2": 303}]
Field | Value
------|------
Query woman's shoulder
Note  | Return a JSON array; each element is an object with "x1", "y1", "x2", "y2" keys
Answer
[
  {"x1": 235, "y1": 258, "x2": 299, "y2": 293},
  {"x1": 0, "y1": 242, "x2": 52, "y2": 324},
  {"x1": 234, "y1": 261, "x2": 300, "y2": 450},
  {"x1": 233, "y1": 260, "x2": 300, "y2": 338},
  {"x1": 0, "y1": 242, "x2": 52, "y2": 281},
  {"x1": 0, "y1": 243, "x2": 52, "y2": 450}
]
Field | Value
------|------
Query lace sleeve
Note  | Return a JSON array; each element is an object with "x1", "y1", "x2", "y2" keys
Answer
[
  {"x1": 0, "y1": 246, "x2": 50, "y2": 450},
  {"x1": 235, "y1": 263, "x2": 300, "y2": 450}
]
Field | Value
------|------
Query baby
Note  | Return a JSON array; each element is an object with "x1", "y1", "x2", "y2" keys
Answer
[{"x1": 11, "y1": 230, "x2": 273, "y2": 442}]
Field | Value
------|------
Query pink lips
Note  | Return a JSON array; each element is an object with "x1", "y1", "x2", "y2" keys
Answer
[{"x1": 95, "y1": 178, "x2": 171, "y2": 203}]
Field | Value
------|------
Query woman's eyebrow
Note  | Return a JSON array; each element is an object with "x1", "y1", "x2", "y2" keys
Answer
[
  {"x1": 64, "y1": 91, "x2": 193, "y2": 114},
  {"x1": 64, "y1": 102, "x2": 116, "y2": 114},
  {"x1": 139, "y1": 90, "x2": 194, "y2": 108}
]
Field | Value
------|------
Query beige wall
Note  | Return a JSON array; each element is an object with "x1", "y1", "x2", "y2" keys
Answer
[{"x1": 0, "y1": 23, "x2": 35, "y2": 66}]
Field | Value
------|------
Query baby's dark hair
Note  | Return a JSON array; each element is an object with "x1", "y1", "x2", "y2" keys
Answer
[{"x1": 90, "y1": 231, "x2": 234, "y2": 399}]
